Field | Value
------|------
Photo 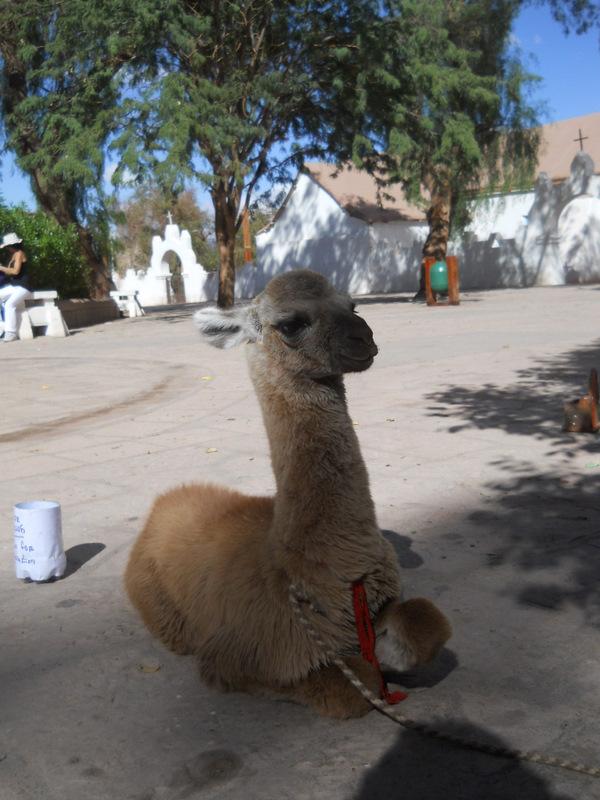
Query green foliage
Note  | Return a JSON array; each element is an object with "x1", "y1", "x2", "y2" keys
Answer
[
  {"x1": 108, "y1": 0, "x2": 406, "y2": 303},
  {"x1": 0, "y1": 0, "x2": 159, "y2": 295},
  {"x1": 352, "y1": 2, "x2": 540, "y2": 209},
  {"x1": 113, "y1": 1, "x2": 351, "y2": 190},
  {"x1": 537, "y1": 0, "x2": 600, "y2": 35},
  {"x1": 0, "y1": 0, "x2": 150, "y2": 205},
  {"x1": 0, "y1": 205, "x2": 90, "y2": 297}
]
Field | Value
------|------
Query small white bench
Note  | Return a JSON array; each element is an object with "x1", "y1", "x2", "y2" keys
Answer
[
  {"x1": 19, "y1": 291, "x2": 69, "y2": 338},
  {"x1": 110, "y1": 290, "x2": 146, "y2": 318}
]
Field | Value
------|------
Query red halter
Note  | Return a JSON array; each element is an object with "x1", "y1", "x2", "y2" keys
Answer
[{"x1": 352, "y1": 581, "x2": 408, "y2": 705}]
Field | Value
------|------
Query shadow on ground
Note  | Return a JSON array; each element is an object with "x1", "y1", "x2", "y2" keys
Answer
[
  {"x1": 353, "y1": 723, "x2": 576, "y2": 800},
  {"x1": 134, "y1": 749, "x2": 244, "y2": 800},
  {"x1": 63, "y1": 542, "x2": 106, "y2": 578},
  {"x1": 425, "y1": 338, "x2": 600, "y2": 458},
  {"x1": 470, "y1": 460, "x2": 600, "y2": 627},
  {"x1": 382, "y1": 530, "x2": 424, "y2": 569},
  {"x1": 385, "y1": 646, "x2": 458, "y2": 690}
]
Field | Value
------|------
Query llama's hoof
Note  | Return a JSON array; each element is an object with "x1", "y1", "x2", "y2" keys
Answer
[{"x1": 375, "y1": 598, "x2": 452, "y2": 671}]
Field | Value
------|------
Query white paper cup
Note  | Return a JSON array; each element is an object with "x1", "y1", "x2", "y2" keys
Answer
[{"x1": 13, "y1": 501, "x2": 66, "y2": 581}]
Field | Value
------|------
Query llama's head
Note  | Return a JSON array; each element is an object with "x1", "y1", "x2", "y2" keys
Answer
[{"x1": 194, "y1": 270, "x2": 378, "y2": 378}]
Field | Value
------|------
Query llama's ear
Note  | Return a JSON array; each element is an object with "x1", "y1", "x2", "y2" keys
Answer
[{"x1": 194, "y1": 305, "x2": 261, "y2": 349}]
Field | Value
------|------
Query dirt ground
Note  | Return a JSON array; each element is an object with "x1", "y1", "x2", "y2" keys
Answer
[{"x1": 1, "y1": 284, "x2": 599, "y2": 799}]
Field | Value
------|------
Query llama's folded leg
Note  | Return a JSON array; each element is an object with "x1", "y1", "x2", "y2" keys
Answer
[
  {"x1": 147, "y1": 580, "x2": 195, "y2": 655},
  {"x1": 124, "y1": 556, "x2": 195, "y2": 655},
  {"x1": 374, "y1": 597, "x2": 452, "y2": 671},
  {"x1": 273, "y1": 656, "x2": 381, "y2": 719}
]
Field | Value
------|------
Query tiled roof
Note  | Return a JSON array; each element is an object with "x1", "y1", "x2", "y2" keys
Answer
[
  {"x1": 301, "y1": 112, "x2": 600, "y2": 222},
  {"x1": 303, "y1": 163, "x2": 427, "y2": 223}
]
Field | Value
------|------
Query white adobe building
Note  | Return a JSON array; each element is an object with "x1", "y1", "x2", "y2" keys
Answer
[
  {"x1": 112, "y1": 113, "x2": 600, "y2": 306},
  {"x1": 255, "y1": 162, "x2": 428, "y2": 295},
  {"x1": 255, "y1": 112, "x2": 600, "y2": 294}
]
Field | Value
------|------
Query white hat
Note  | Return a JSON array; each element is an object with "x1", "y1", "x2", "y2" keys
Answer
[{"x1": 0, "y1": 232, "x2": 23, "y2": 248}]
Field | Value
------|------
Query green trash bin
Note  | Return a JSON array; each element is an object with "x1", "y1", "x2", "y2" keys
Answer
[{"x1": 430, "y1": 260, "x2": 449, "y2": 292}]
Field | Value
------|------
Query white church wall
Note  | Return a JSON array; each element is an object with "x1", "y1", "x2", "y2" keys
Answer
[
  {"x1": 256, "y1": 231, "x2": 372, "y2": 294},
  {"x1": 256, "y1": 172, "x2": 538, "y2": 296},
  {"x1": 363, "y1": 222, "x2": 428, "y2": 294},
  {"x1": 456, "y1": 154, "x2": 600, "y2": 289},
  {"x1": 371, "y1": 220, "x2": 428, "y2": 246},
  {"x1": 233, "y1": 262, "x2": 257, "y2": 299},
  {"x1": 201, "y1": 262, "x2": 256, "y2": 301},
  {"x1": 260, "y1": 154, "x2": 600, "y2": 295},
  {"x1": 464, "y1": 192, "x2": 534, "y2": 241},
  {"x1": 558, "y1": 194, "x2": 600, "y2": 280},
  {"x1": 113, "y1": 223, "x2": 206, "y2": 306},
  {"x1": 256, "y1": 227, "x2": 427, "y2": 295},
  {"x1": 258, "y1": 173, "x2": 366, "y2": 246},
  {"x1": 115, "y1": 265, "x2": 169, "y2": 306},
  {"x1": 256, "y1": 177, "x2": 428, "y2": 295},
  {"x1": 453, "y1": 237, "x2": 530, "y2": 290}
]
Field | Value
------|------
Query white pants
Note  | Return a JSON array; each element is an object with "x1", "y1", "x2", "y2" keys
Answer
[{"x1": 0, "y1": 286, "x2": 32, "y2": 336}]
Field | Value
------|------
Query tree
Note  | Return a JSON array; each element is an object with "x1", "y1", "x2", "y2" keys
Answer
[
  {"x1": 0, "y1": 0, "x2": 155, "y2": 297},
  {"x1": 352, "y1": 0, "x2": 599, "y2": 279},
  {"x1": 113, "y1": 0, "x2": 398, "y2": 307},
  {"x1": 2, "y1": 0, "x2": 597, "y2": 304},
  {"x1": 539, "y1": 0, "x2": 600, "y2": 34},
  {"x1": 117, "y1": 0, "x2": 600, "y2": 306},
  {"x1": 342, "y1": 0, "x2": 540, "y2": 281}
]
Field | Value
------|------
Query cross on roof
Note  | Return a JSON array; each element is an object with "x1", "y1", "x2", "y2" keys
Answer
[
  {"x1": 574, "y1": 128, "x2": 589, "y2": 151},
  {"x1": 167, "y1": 211, "x2": 174, "y2": 225}
]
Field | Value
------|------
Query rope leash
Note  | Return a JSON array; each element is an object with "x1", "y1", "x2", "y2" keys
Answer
[{"x1": 288, "y1": 584, "x2": 600, "y2": 779}]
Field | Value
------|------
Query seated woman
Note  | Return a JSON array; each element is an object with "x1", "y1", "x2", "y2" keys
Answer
[{"x1": 0, "y1": 232, "x2": 31, "y2": 342}]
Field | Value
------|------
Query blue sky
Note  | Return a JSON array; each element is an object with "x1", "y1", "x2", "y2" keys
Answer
[
  {"x1": 1, "y1": 4, "x2": 599, "y2": 211},
  {"x1": 513, "y1": 5, "x2": 600, "y2": 121}
]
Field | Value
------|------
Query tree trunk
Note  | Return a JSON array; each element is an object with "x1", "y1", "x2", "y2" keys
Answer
[
  {"x1": 76, "y1": 226, "x2": 113, "y2": 299},
  {"x1": 422, "y1": 190, "x2": 451, "y2": 261},
  {"x1": 416, "y1": 184, "x2": 452, "y2": 296},
  {"x1": 213, "y1": 183, "x2": 238, "y2": 308},
  {"x1": 30, "y1": 167, "x2": 112, "y2": 298}
]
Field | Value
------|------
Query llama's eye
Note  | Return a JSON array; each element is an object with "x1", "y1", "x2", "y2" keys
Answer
[{"x1": 276, "y1": 317, "x2": 309, "y2": 336}]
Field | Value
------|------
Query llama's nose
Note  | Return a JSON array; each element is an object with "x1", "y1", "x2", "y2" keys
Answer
[{"x1": 348, "y1": 315, "x2": 375, "y2": 345}]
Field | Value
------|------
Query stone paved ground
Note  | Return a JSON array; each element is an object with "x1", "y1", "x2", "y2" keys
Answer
[{"x1": 1, "y1": 285, "x2": 599, "y2": 800}]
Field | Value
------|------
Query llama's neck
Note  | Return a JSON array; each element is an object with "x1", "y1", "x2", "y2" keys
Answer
[{"x1": 248, "y1": 350, "x2": 377, "y2": 549}]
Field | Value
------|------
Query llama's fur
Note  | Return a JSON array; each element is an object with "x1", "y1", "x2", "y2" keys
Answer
[{"x1": 125, "y1": 270, "x2": 451, "y2": 718}]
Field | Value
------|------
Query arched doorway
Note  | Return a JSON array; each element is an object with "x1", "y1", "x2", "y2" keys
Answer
[{"x1": 162, "y1": 250, "x2": 186, "y2": 303}]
